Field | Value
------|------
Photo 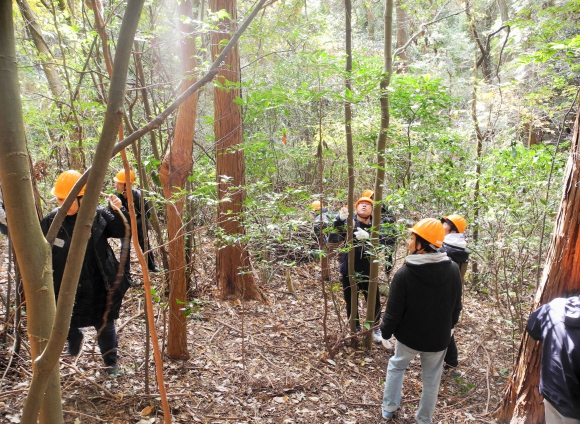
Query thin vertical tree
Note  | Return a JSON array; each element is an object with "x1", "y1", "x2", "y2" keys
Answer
[
  {"x1": 0, "y1": 2, "x2": 63, "y2": 422},
  {"x1": 159, "y1": 0, "x2": 199, "y2": 359},
  {"x1": 211, "y1": 0, "x2": 263, "y2": 300},
  {"x1": 364, "y1": 0, "x2": 393, "y2": 349},
  {"x1": 495, "y1": 104, "x2": 580, "y2": 422}
]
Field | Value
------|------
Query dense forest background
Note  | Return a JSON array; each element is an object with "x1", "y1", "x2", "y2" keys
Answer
[{"x1": 0, "y1": 0, "x2": 579, "y2": 422}]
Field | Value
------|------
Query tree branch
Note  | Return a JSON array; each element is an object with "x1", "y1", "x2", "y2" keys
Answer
[{"x1": 46, "y1": 0, "x2": 270, "y2": 244}]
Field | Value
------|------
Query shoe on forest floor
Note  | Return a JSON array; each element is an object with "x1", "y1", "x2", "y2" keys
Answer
[
  {"x1": 105, "y1": 364, "x2": 123, "y2": 378},
  {"x1": 382, "y1": 409, "x2": 395, "y2": 420},
  {"x1": 444, "y1": 365, "x2": 463, "y2": 378},
  {"x1": 67, "y1": 334, "x2": 84, "y2": 357},
  {"x1": 373, "y1": 328, "x2": 383, "y2": 344}
]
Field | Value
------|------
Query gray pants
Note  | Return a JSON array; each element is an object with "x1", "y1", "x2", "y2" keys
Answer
[
  {"x1": 544, "y1": 399, "x2": 580, "y2": 424},
  {"x1": 382, "y1": 341, "x2": 446, "y2": 424}
]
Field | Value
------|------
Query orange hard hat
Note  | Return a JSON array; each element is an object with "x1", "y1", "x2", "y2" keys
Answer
[
  {"x1": 51, "y1": 170, "x2": 86, "y2": 199},
  {"x1": 443, "y1": 214, "x2": 467, "y2": 233},
  {"x1": 361, "y1": 189, "x2": 374, "y2": 199},
  {"x1": 410, "y1": 218, "x2": 445, "y2": 248},
  {"x1": 311, "y1": 200, "x2": 322, "y2": 211},
  {"x1": 113, "y1": 169, "x2": 135, "y2": 184},
  {"x1": 355, "y1": 196, "x2": 374, "y2": 209}
]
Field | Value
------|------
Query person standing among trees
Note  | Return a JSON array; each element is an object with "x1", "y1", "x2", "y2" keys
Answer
[
  {"x1": 113, "y1": 169, "x2": 159, "y2": 275},
  {"x1": 41, "y1": 170, "x2": 132, "y2": 377},
  {"x1": 439, "y1": 214, "x2": 470, "y2": 377},
  {"x1": 361, "y1": 189, "x2": 397, "y2": 275},
  {"x1": 380, "y1": 218, "x2": 462, "y2": 422},
  {"x1": 526, "y1": 295, "x2": 580, "y2": 424},
  {"x1": 332, "y1": 195, "x2": 384, "y2": 343}
]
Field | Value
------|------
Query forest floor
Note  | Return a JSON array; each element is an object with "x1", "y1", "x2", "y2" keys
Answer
[{"x1": 0, "y1": 236, "x2": 518, "y2": 424}]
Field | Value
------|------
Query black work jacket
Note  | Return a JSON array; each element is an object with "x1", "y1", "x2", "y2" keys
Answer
[
  {"x1": 41, "y1": 206, "x2": 131, "y2": 327},
  {"x1": 380, "y1": 258, "x2": 462, "y2": 352},
  {"x1": 527, "y1": 296, "x2": 580, "y2": 419},
  {"x1": 119, "y1": 189, "x2": 152, "y2": 231}
]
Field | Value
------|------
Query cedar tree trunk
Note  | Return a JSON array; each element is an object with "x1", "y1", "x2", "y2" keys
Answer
[
  {"x1": 159, "y1": 0, "x2": 198, "y2": 359},
  {"x1": 211, "y1": 0, "x2": 262, "y2": 301},
  {"x1": 495, "y1": 105, "x2": 580, "y2": 422}
]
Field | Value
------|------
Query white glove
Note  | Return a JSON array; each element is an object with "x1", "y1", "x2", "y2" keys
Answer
[
  {"x1": 382, "y1": 338, "x2": 392, "y2": 349},
  {"x1": 339, "y1": 206, "x2": 349, "y2": 221},
  {"x1": 354, "y1": 227, "x2": 370, "y2": 240},
  {"x1": 108, "y1": 194, "x2": 123, "y2": 210}
]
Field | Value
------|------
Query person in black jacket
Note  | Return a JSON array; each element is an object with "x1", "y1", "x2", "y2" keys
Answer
[
  {"x1": 439, "y1": 214, "x2": 470, "y2": 376},
  {"x1": 527, "y1": 295, "x2": 580, "y2": 423},
  {"x1": 41, "y1": 170, "x2": 132, "y2": 377},
  {"x1": 113, "y1": 169, "x2": 159, "y2": 274},
  {"x1": 332, "y1": 195, "x2": 384, "y2": 343},
  {"x1": 380, "y1": 218, "x2": 462, "y2": 422}
]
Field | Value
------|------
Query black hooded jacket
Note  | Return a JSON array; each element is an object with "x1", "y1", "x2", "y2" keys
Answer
[
  {"x1": 41, "y1": 206, "x2": 131, "y2": 327},
  {"x1": 527, "y1": 296, "x2": 580, "y2": 419},
  {"x1": 380, "y1": 257, "x2": 462, "y2": 352}
]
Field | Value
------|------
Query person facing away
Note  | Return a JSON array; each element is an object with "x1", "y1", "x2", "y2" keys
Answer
[
  {"x1": 526, "y1": 295, "x2": 580, "y2": 424},
  {"x1": 113, "y1": 169, "x2": 159, "y2": 274},
  {"x1": 332, "y1": 195, "x2": 384, "y2": 343},
  {"x1": 380, "y1": 218, "x2": 462, "y2": 422},
  {"x1": 311, "y1": 199, "x2": 331, "y2": 242},
  {"x1": 40, "y1": 170, "x2": 132, "y2": 377},
  {"x1": 439, "y1": 214, "x2": 470, "y2": 375}
]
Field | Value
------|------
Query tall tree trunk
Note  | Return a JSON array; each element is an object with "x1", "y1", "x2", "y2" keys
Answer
[
  {"x1": 497, "y1": 0, "x2": 509, "y2": 23},
  {"x1": 364, "y1": 0, "x2": 393, "y2": 349},
  {"x1": 470, "y1": 56, "x2": 483, "y2": 287},
  {"x1": 159, "y1": 0, "x2": 198, "y2": 359},
  {"x1": 211, "y1": 0, "x2": 263, "y2": 301},
  {"x1": 495, "y1": 104, "x2": 580, "y2": 423},
  {"x1": 0, "y1": 4, "x2": 63, "y2": 423},
  {"x1": 16, "y1": 0, "x2": 65, "y2": 98},
  {"x1": 19, "y1": 0, "x2": 146, "y2": 419},
  {"x1": 395, "y1": 0, "x2": 409, "y2": 73},
  {"x1": 345, "y1": 0, "x2": 357, "y2": 333}
]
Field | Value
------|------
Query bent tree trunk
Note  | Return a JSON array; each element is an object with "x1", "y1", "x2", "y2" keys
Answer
[
  {"x1": 159, "y1": 0, "x2": 198, "y2": 359},
  {"x1": 495, "y1": 105, "x2": 580, "y2": 422},
  {"x1": 211, "y1": 0, "x2": 263, "y2": 301},
  {"x1": 0, "y1": 4, "x2": 63, "y2": 423}
]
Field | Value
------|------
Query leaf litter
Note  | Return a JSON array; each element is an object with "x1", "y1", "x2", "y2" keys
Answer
[{"x1": 0, "y1": 239, "x2": 516, "y2": 423}]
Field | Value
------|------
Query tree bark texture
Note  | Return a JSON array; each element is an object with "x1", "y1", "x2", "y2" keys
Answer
[
  {"x1": 210, "y1": 0, "x2": 262, "y2": 301},
  {"x1": 159, "y1": 0, "x2": 198, "y2": 359},
  {"x1": 395, "y1": 0, "x2": 409, "y2": 72},
  {"x1": 16, "y1": 0, "x2": 65, "y2": 98},
  {"x1": 0, "y1": 3, "x2": 64, "y2": 422},
  {"x1": 495, "y1": 105, "x2": 580, "y2": 423},
  {"x1": 19, "y1": 0, "x2": 145, "y2": 419}
]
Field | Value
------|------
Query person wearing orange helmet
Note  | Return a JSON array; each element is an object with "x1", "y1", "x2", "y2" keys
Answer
[
  {"x1": 439, "y1": 214, "x2": 470, "y2": 377},
  {"x1": 331, "y1": 195, "x2": 385, "y2": 343},
  {"x1": 380, "y1": 218, "x2": 462, "y2": 422},
  {"x1": 113, "y1": 169, "x2": 159, "y2": 274},
  {"x1": 361, "y1": 189, "x2": 397, "y2": 275},
  {"x1": 40, "y1": 170, "x2": 131, "y2": 377}
]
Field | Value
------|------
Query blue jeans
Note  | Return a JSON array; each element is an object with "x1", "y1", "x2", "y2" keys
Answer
[{"x1": 382, "y1": 341, "x2": 446, "y2": 424}]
